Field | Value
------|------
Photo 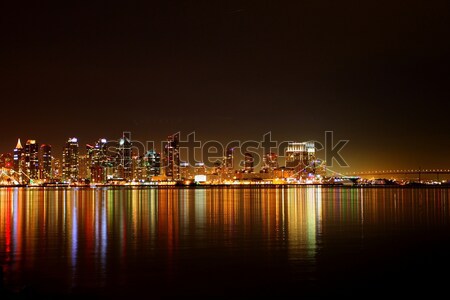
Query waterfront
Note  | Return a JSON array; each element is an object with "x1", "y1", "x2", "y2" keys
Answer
[{"x1": 1, "y1": 187, "x2": 450, "y2": 297}]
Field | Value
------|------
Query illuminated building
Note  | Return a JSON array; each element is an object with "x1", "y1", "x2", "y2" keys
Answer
[
  {"x1": 90, "y1": 166, "x2": 103, "y2": 183},
  {"x1": 145, "y1": 150, "x2": 161, "y2": 179},
  {"x1": 180, "y1": 161, "x2": 190, "y2": 179},
  {"x1": 0, "y1": 153, "x2": 13, "y2": 169},
  {"x1": 213, "y1": 162, "x2": 222, "y2": 175},
  {"x1": 86, "y1": 144, "x2": 94, "y2": 179},
  {"x1": 39, "y1": 144, "x2": 52, "y2": 180},
  {"x1": 52, "y1": 157, "x2": 61, "y2": 179},
  {"x1": 273, "y1": 167, "x2": 295, "y2": 179},
  {"x1": 132, "y1": 155, "x2": 145, "y2": 181},
  {"x1": 164, "y1": 133, "x2": 180, "y2": 180},
  {"x1": 244, "y1": 152, "x2": 254, "y2": 173},
  {"x1": 194, "y1": 162, "x2": 206, "y2": 175},
  {"x1": 13, "y1": 138, "x2": 23, "y2": 172},
  {"x1": 25, "y1": 140, "x2": 39, "y2": 180},
  {"x1": 87, "y1": 138, "x2": 109, "y2": 183},
  {"x1": 119, "y1": 133, "x2": 132, "y2": 180},
  {"x1": 62, "y1": 137, "x2": 79, "y2": 182},
  {"x1": 311, "y1": 158, "x2": 327, "y2": 177},
  {"x1": 225, "y1": 147, "x2": 234, "y2": 169},
  {"x1": 285, "y1": 142, "x2": 315, "y2": 173},
  {"x1": 78, "y1": 155, "x2": 88, "y2": 180},
  {"x1": 261, "y1": 152, "x2": 278, "y2": 173}
]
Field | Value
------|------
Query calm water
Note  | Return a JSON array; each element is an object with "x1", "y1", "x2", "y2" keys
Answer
[{"x1": 0, "y1": 187, "x2": 449, "y2": 298}]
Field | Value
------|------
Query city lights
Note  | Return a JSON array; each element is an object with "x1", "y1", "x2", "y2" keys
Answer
[{"x1": 0, "y1": 132, "x2": 448, "y2": 187}]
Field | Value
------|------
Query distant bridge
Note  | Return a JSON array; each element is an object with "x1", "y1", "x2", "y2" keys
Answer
[
  {"x1": 340, "y1": 169, "x2": 450, "y2": 181},
  {"x1": 343, "y1": 169, "x2": 450, "y2": 176}
]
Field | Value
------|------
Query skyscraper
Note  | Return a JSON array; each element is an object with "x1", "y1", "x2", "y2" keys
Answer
[
  {"x1": 13, "y1": 138, "x2": 23, "y2": 172},
  {"x1": 119, "y1": 133, "x2": 132, "y2": 180},
  {"x1": 78, "y1": 155, "x2": 88, "y2": 180},
  {"x1": 164, "y1": 133, "x2": 180, "y2": 180},
  {"x1": 179, "y1": 161, "x2": 190, "y2": 179},
  {"x1": 86, "y1": 144, "x2": 94, "y2": 179},
  {"x1": 52, "y1": 157, "x2": 61, "y2": 180},
  {"x1": 25, "y1": 140, "x2": 39, "y2": 180},
  {"x1": 194, "y1": 162, "x2": 206, "y2": 175},
  {"x1": 225, "y1": 147, "x2": 234, "y2": 170},
  {"x1": 40, "y1": 144, "x2": 52, "y2": 180},
  {"x1": 244, "y1": 152, "x2": 254, "y2": 173},
  {"x1": 285, "y1": 141, "x2": 315, "y2": 173},
  {"x1": 87, "y1": 138, "x2": 109, "y2": 183},
  {"x1": 62, "y1": 137, "x2": 79, "y2": 182},
  {"x1": 262, "y1": 152, "x2": 278, "y2": 173},
  {"x1": 132, "y1": 155, "x2": 145, "y2": 181},
  {"x1": 146, "y1": 150, "x2": 161, "y2": 178}
]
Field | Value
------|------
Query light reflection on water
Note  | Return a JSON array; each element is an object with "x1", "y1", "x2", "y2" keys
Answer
[{"x1": 0, "y1": 187, "x2": 449, "y2": 297}]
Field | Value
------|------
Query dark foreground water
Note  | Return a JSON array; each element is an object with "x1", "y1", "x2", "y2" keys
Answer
[{"x1": 0, "y1": 187, "x2": 449, "y2": 298}]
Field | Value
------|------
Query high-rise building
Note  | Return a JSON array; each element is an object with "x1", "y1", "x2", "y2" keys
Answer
[
  {"x1": 145, "y1": 150, "x2": 160, "y2": 179},
  {"x1": 225, "y1": 147, "x2": 234, "y2": 170},
  {"x1": 52, "y1": 157, "x2": 61, "y2": 180},
  {"x1": 244, "y1": 152, "x2": 254, "y2": 173},
  {"x1": 180, "y1": 161, "x2": 190, "y2": 179},
  {"x1": 40, "y1": 144, "x2": 52, "y2": 180},
  {"x1": 13, "y1": 138, "x2": 23, "y2": 172},
  {"x1": 262, "y1": 152, "x2": 278, "y2": 173},
  {"x1": 86, "y1": 144, "x2": 94, "y2": 179},
  {"x1": 164, "y1": 133, "x2": 180, "y2": 180},
  {"x1": 194, "y1": 162, "x2": 206, "y2": 175},
  {"x1": 285, "y1": 142, "x2": 315, "y2": 173},
  {"x1": 25, "y1": 140, "x2": 39, "y2": 180},
  {"x1": 87, "y1": 138, "x2": 109, "y2": 183},
  {"x1": 62, "y1": 137, "x2": 79, "y2": 182},
  {"x1": 78, "y1": 155, "x2": 88, "y2": 180},
  {"x1": 132, "y1": 155, "x2": 145, "y2": 181},
  {"x1": 119, "y1": 133, "x2": 132, "y2": 180}
]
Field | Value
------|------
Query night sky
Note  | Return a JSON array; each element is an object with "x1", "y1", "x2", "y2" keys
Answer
[{"x1": 1, "y1": 1, "x2": 449, "y2": 171}]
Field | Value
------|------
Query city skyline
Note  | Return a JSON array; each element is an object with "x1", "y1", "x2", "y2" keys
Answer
[
  {"x1": 1, "y1": 2, "x2": 449, "y2": 298},
  {"x1": 1, "y1": 1, "x2": 449, "y2": 171},
  {"x1": 3, "y1": 126, "x2": 449, "y2": 173},
  {"x1": 2, "y1": 131, "x2": 449, "y2": 186},
  {"x1": 5, "y1": 133, "x2": 328, "y2": 183}
]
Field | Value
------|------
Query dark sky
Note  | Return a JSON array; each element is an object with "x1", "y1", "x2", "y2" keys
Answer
[{"x1": 1, "y1": 1, "x2": 449, "y2": 171}]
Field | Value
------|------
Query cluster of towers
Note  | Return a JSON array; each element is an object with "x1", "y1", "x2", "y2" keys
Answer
[
  {"x1": 5, "y1": 133, "x2": 321, "y2": 184},
  {"x1": 85, "y1": 134, "x2": 161, "y2": 183},
  {"x1": 9, "y1": 133, "x2": 165, "y2": 184},
  {"x1": 12, "y1": 139, "x2": 53, "y2": 183},
  {"x1": 12, "y1": 137, "x2": 82, "y2": 183}
]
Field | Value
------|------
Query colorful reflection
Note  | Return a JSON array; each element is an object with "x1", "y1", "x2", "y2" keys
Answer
[{"x1": 0, "y1": 187, "x2": 449, "y2": 296}]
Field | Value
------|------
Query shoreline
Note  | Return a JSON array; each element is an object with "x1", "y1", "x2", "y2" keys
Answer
[{"x1": 0, "y1": 183, "x2": 448, "y2": 189}]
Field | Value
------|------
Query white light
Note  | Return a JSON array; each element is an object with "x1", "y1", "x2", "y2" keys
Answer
[
  {"x1": 101, "y1": 139, "x2": 107, "y2": 143},
  {"x1": 194, "y1": 175, "x2": 206, "y2": 182}
]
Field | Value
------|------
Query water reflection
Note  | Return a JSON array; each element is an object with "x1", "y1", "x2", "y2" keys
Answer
[{"x1": 0, "y1": 187, "x2": 449, "y2": 296}]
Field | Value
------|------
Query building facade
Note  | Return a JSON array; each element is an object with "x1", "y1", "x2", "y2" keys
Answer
[
  {"x1": 25, "y1": 140, "x2": 39, "y2": 180},
  {"x1": 285, "y1": 141, "x2": 315, "y2": 175},
  {"x1": 13, "y1": 138, "x2": 23, "y2": 173},
  {"x1": 224, "y1": 147, "x2": 234, "y2": 170},
  {"x1": 119, "y1": 133, "x2": 132, "y2": 180},
  {"x1": 164, "y1": 133, "x2": 180, "y2": 180},
  {"x1": 62, "y1": 137, "x2": 79, "y2": 182},
  {"x1": 244, "y1": 152, "x2": 254, "y2": 173},
  {"x1": 261, "y1": 152, "x2": 278, "y2": 173},
  {"x1": 146, "y1": 150, "x2": 161, "y2": 179},
  {"x1": 40, "y1": 144, "x2": 52, "y2": 180}
]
